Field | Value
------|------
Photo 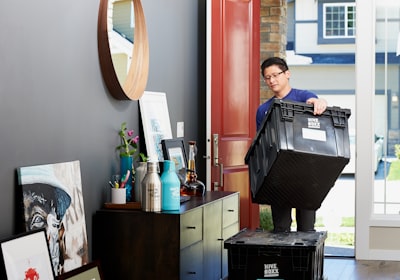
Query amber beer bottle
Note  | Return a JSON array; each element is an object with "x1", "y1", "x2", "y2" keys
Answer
[
  {"x1": 186, "y1": 141, "x2": 197, "y2": 182},
  {"x1": 182, "y1": 141, "x2": 205, "y2": 196}
]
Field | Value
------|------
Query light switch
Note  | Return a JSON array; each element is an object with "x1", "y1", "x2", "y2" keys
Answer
[{"x1": 177, "y1": 122, "x2": 184, "y2": 138}]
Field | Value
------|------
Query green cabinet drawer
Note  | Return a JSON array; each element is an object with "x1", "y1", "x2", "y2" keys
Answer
[
  {"x1": 180, "y1": 208, "x2": 203, "y2": 249},
  {"x1": 223, "y1": 193, "x2": 239, "y2": 228}
]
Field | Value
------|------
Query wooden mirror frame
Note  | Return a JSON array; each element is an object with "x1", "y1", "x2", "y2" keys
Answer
[{"x1": 97, "y1": 0, "x2": 149, "y2": 100}]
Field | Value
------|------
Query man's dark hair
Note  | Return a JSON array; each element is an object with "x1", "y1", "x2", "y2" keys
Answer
[{"x1": 260, "y1": 57, "x2": 289, "y2": 76}]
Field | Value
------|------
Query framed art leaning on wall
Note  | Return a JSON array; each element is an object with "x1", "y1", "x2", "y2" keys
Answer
[
  {"x1": 139, "y1": 91, "x2": 173, "y2": 162},
  {"x1": 0, "y1": 228, "x2": 55, "y2": 280},
  {"x1": 161, "y1": 138, "x2": 187, "y2": 173},
  {"x1": 17, "y1": 160, "x2": 89, "y2": 277},
  {"x1": 56, "y1": 260, "x2": 103, "y2": 280}
]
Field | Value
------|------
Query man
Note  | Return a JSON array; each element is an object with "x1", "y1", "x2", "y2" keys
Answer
[{"x1": 257, "y1": 57, "x2": 327, "y2": 232}]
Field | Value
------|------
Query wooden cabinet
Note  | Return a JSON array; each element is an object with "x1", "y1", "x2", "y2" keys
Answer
[{"x1": 93, "y1": 191, "x2": 239, "y2": 280}]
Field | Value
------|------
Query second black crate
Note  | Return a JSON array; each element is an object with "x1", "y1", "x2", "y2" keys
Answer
[{"x1": 224, "y1": 229, "x2": 327, "y2": 280}]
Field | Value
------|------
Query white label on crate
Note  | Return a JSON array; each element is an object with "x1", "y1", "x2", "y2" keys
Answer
[
  {"x1": 263, "y1": 263, "x2": 279, "y2": 277},
  {"x1": 307, "y1": 117, "x2": 321, "y2": 129},
  {"x1": 302, "y1": 128, "x2": 327, "y2": 142}
]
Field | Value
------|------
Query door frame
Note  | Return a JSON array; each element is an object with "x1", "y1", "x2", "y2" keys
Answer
[
  {"x1": 356, "y1": 0, "x2": 400, "y2": 261},
  {"x1": 206, "y1": 0, "x2": 212, "y2": 189}
]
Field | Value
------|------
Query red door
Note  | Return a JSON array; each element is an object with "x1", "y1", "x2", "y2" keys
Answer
[{"x1": 210, "y1": 0, "x2": 260, "y2": 229}]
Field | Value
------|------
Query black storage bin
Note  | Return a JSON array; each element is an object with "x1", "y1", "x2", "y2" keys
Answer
[
  {"x1": 224, "y1": 229, "x2": 327, "y2": 280},
  {"x1": 245, "y1": 99, "x2": 351, "y2": 209}
]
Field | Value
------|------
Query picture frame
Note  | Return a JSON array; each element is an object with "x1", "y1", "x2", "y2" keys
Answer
[
  {"x1": 161, "y1": 138, "x2": 187, "y2": 172},
  {"x1": 0, "y1": 228, "x2": 55, "y2": 280},
  {"x1": 139, "y1": 91, "x2": 173, "y2": 162},
  {"x1": 56, "y1": 261, "x2": 103, "y2": 280},
  {"x1": 17, "y1": 160, "x2": 89, "y2": 276}
]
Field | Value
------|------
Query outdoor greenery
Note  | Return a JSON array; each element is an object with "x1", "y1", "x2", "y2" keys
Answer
[
  {"x1": 326, "y1": 232, "x2": 354, "y2": 246},
  {"x1": 260, "y1": 206, "x2": 274, "y2": 231},
  {"x1": 387, "y1": 160, "x2": 400, "y2": 181},
  {"x1": 395, "y1": 144, "x2": 400, "y2": 159},
  {"x1": 341, "y1": 216, "x2": 355, "y2": 227},
  {"x1": 259, "y1": 208, "x2": 355, "y2": 246}
]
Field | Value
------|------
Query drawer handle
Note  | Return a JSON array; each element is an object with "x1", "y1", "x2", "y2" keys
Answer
[
  {"x1": 188, "y1": 271, "x2": 196, "y2": 275},
  {"x1": 187, "y1": 226, "x2": 196, "y2": 229},
  {"x1": 217, "y1": 238, "x2": 224, "y2": 241},
  {"x1": 228, "y1": 209, "x2": 235, "y2": 212}
]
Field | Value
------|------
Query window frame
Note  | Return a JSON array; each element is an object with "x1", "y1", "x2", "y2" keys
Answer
[{"x1": 318, "y1": 0, "x2": 356, "y2": 44}]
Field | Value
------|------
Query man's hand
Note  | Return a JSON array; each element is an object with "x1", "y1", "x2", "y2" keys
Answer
[{"x1": 306, "y1": 98, "x2": 327, "y2": 115}]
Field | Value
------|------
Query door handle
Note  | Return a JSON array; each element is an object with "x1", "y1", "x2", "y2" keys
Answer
[
  {"x1": 213, "y1": 134, "x2": 224, "y2": 189},
  {"x1": 213, "y1": 133, "x2": 219, "y2": 166}
]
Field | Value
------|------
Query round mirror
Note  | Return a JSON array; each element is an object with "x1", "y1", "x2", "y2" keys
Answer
[{"x1": 98, "y1": 0, "x2": 149, "y2": 100}]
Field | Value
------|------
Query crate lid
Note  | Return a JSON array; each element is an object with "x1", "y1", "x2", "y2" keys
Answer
[
  {"x1": 224, "y1": 229, "x2": 327, "y2": 249},
  {"x1": 245, "y1": 99, "x2": 351, "y2": 163}
]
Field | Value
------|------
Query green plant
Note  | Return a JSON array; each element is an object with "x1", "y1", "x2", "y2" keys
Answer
[
  {"x1": 116, "y1": 122, "x2": 147, "y2": 162},
  {"x1": 395, "y1": 144, "x2": 400, "y2": 160},
  {"x1": 388, "y1": 160, "x2": 400, "y2": 181},
  {"x1": 259, "y1": 206, "x2": 274, "y2": 231},
  {"x1": 341, "y1": 216, "x2": 355, "y2": 227},
  {"x1": 326, "y1": 232, "x2": 354, "y2": 246}
]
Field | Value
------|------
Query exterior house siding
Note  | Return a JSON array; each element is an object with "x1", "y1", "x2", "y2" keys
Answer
[{"x1": 288, "y1": 0, "x2": 400, "y2": 156}]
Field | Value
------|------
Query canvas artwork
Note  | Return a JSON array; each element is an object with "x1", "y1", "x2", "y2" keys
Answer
[{"x1": 17, "y1": 160, "x2": 89, "y2": 276}]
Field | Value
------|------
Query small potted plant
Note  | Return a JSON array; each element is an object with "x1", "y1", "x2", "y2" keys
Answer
[{"x1": 116, "y1": 122, "x2": 147, "y2": 202}]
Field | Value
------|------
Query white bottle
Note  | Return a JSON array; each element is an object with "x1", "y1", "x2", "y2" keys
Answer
[{"x1": 141, "y1": 161, "x2": 161, "y2": 212}]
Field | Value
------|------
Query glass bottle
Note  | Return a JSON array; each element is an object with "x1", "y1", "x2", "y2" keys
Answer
[
  {"x1": 161, "y1": 160, "x2": 180, "y2": 211},
  {"x1": 141, "y1": 161, "x2": 161, "y2": 212},
  {"x1": 182, "y1": 141, "x2": 205, "y2": 196}
]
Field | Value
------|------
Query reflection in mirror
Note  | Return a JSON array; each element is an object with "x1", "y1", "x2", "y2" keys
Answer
[
  {"x1": 98, "y1": 0, "x2": 149, "y2": 100},
  {"x1": 108, "y1": 0, "x2": 134, "y2": 86}
]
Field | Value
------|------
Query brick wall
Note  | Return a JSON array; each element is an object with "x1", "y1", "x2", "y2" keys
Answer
[{"x1": 260, "y1": 0, "x2": 287, "y2": 102}]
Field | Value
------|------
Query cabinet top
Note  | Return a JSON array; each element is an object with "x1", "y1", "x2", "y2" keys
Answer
[
  {"x1": 179, "y1": 191, "x2": 238, "y2": 213},
  {"x1": 98, "y1": 191, "x2": 239, "y2": 215}
]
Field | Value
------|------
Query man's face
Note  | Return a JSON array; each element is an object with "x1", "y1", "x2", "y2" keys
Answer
[{"x1": 263, "y1": 65, "x2": 290, "y2": 94}]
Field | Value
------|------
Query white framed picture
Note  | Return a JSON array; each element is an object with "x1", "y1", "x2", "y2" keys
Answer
[
  {"x1": 1, "y1": 229, "x2": 55, "y2": 280},
  {"x1": 139, "y1": 91, "x2": 173, "y2": 161}
]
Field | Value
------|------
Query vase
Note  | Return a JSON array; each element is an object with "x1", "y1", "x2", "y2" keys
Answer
[
  {"x1": 134, "y1": 161, "x2": 147, "y2": 203},
  {"x1": 120, "y1": 155, "x2": 133, "y2": 202}
]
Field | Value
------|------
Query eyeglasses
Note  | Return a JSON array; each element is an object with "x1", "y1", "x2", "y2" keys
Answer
[{"x1": 263, "y1": 71, "x2": 285, "y2": 81}]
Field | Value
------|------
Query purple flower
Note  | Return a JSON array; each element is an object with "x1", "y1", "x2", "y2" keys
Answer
[{"x1": 116, "y1": 122, "x2": 147, "y2": 162}]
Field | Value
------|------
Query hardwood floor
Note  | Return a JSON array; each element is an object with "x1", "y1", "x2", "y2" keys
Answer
[{"x1": 324, "y1": 257, "x2": 400, "y2": 279}]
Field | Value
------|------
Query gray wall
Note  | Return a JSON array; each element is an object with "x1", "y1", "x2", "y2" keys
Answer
[{"x1": 0, "y1": 0, "x2": 206, "y2": 260}]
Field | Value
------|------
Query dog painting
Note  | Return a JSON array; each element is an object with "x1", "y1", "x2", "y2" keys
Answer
[{"x1": 17, "y1": 160, "x2": 88, "y2": 276}]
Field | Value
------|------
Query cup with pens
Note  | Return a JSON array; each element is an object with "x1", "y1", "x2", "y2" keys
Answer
[{"x1": 110, "y1": 173, "x2": 128, "y2": 204}]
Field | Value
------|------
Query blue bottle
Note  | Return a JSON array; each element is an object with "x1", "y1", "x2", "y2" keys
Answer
[{"x1": 161, "y1": 160, "x2": 181, "y2": 211}]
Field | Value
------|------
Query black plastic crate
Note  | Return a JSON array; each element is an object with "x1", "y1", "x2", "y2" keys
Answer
[
  {"x1": 245, "y1": 99, "x2": 351, "y2": 209},
  {"x1": 224, "y1": 229, "x2": 327, "y2": 280}
]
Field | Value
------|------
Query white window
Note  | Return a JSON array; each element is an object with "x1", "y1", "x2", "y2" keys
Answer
[
  {"x1": 373, "y1": 2, "x2": 400, "y2": 216},
  {"x1": 323, "y1": 3, "x2": 356, "y2": 38}
]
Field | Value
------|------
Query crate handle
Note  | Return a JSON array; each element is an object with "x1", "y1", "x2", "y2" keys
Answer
[{"x1": 330, "y1": 108, "x2": 348, "y2": 128}]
